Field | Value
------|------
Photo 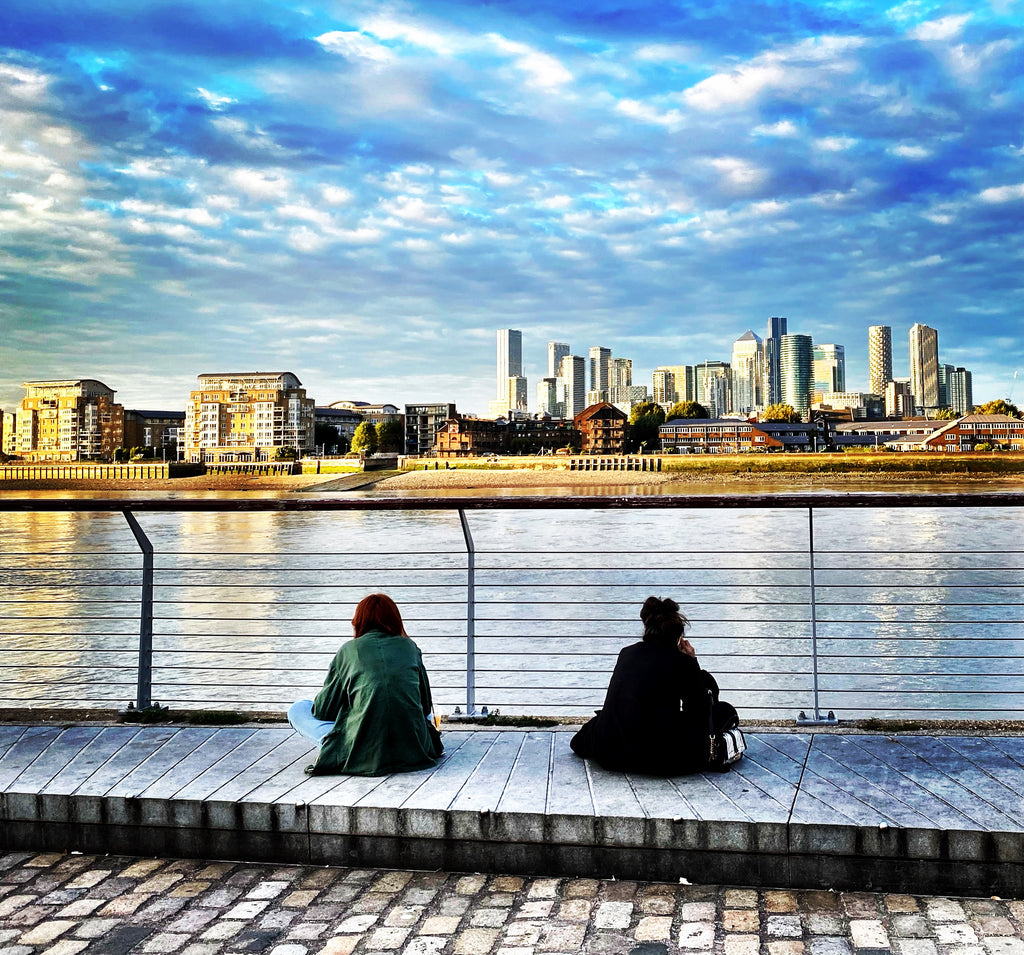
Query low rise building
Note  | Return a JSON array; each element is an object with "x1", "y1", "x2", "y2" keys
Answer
[
  {"x1": 184, "y1": 372, "x2": 314, "y2": 464},
  {"x1": 15, "y1": 379, "x2": 124, "y2": 461},
  {"x1": 123, "y1": 410, "x2": 185, "y2": 456},
  {"x1": 918, "y1": 414, "x2": 1024, "y2": 452},
  {"x1": 1, "y1": 411, "x2": 15, "y2": 456},
  {"x1": 659, "y1": 418, "x2": 784, "y2": 453},
  {"x1": 405, "y1": 403, "x2": 457, "y2": 455},
  {"x1": 574, "y1": 402, "x2": 628, "y2": 454}
]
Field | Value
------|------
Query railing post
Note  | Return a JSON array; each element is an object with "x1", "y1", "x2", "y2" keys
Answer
[
  {"x1": 458, "y1": 508, "x2": 477, "y2": 716},
  {"x1": 798, "y1": 506, "x2": 836, "y2": 724},
  {"x1": 123, "y1": 509, "x2": 154, "y2": 711}
]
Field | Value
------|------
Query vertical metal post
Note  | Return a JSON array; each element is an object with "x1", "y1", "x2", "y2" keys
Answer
[
  {"x1": 808, "y1": 506, "x2": 820, "y2": 719},
  {"x1": 458, "y1": 508, "x2": 477, "y2": 716},
  {"x1": 123, "y1": 510, "x2": 154, "y2": 711},
  {"x1": 798, "y1": 506, "x2": 836, "y2": 724}
]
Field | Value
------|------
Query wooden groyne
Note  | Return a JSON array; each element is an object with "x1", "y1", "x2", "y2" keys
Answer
[{"x1": 0, "y1": 463, "x2": 204, "y2": 481}]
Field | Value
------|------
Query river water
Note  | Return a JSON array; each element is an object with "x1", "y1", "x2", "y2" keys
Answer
[{"x1": 1, "y1": 484, "x2": 1022, "y2": 721}]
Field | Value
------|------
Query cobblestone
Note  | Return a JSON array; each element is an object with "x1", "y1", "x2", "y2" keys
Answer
[{"x1": 0, "y1": 852, "x2": 1019, "y2": 955}]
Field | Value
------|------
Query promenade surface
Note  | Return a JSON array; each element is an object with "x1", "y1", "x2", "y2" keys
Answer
[
  {"x1": 0, "y1": 724, "x2": 1022, "y2": 900},
  {"x1": 1, "y1": 850, "x2": 1023, "y2": 955}
]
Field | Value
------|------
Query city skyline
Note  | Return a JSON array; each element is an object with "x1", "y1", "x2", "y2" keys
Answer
[{"x1": 1, "y1": 1, "x2": 1021, "y2": 415}]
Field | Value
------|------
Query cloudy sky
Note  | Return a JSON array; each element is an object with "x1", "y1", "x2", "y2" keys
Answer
[{"x1": 1, "y1": 0, "x2": 1021, "y2": 415}]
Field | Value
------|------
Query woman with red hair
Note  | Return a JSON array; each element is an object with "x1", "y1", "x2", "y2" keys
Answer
[{"x1": 288, "y1": 593, "x2": 443, "y2": 775}]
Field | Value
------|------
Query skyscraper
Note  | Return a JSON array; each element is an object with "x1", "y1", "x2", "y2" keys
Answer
[
  {"x1": 537, "y1": 378, "x2": 561, "y2": 417},
  {"x1": 609, "y1": 358, "x2": 632, "y2": 404},
  {"x1": 909, "y1": 323, "x2": 939, "y2": 411},
  {"x1": 867, "y1": 326, "x2": 892, "y2": 396},
  {"x1": 558, "y1": 355, "x2": 587, "y2": 418},
  {"x1": 780, "y1": 334, "x2": 813, "y2": 413},
  {"x1": 948, "y1": 368, "x2": 973, "y2": 415},
  {"x1": 812, "y1": 343, "x2": 846, "y2": 395},
  {"x1": 699, "y1": 361, "x2": 732, "y2": 418},
  {"x1": 547, "y1": 341, "x2": 569, "y2": 378},
  {"x1": 496, "y1": 329, "x2": 523, "y2": 400},
  {"x1": 731, "y1": 330, "x2": 763, "y2": 414},
  {"x1": 764, "y1": 316, "x2": 788, "y2": 406},
  {"x1": 589, "y1": 346, "x2": 612, "y2": 399}
]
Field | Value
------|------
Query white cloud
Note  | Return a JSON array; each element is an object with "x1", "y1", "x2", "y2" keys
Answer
[
  {"x1": 197, "y1": 87, "x2": 235, "y2": 109},
  {"x1": 815, "y1": 136, "x2": 857, "y2": 152},
  {"x1": 707, "y1": 156, "x2": 767, "y2": 189},
  {"x1": 634, "y1": 42, "x2": 700, "y2": 63},
  {"x1": 979, "y1": 182, "x2": 1024, "y2": 203},
  {"x1": 227, "y1": 168, "x2": 291, "y2": 199},
  {"x1": 754, "y1": 120, "x2": 799, "y2": 137},
  {"x1": 487, "y1": 34, "x2": 573, "y2": 90},
  {"x1": 891, "y1": 144, "x2": 931, "y2": 159},
  {"x1": 322, "y1": 185, "x2": 353, "y2": 205},
  {"x1": 315, "y1": 31, "x2": 396, "y2": 64},
  {"x1": 360, "y1": 14, "x2": 458, "y2": 56},
  {"x1": 616, "y1": 98, "x2": 684, "y2": 128},
  {"x1": 911, "y1": 14, "x2": 972, "y2": 42}
]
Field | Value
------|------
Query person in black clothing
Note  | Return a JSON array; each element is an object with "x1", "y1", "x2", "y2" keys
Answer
[{"x1": 570, "y1": 595, "x2": 713, "y2": 775}]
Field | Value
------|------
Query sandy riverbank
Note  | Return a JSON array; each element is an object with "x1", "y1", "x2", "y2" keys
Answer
[{"x1": 2, "y1": 467, "x2": 1023, "y2": 493}]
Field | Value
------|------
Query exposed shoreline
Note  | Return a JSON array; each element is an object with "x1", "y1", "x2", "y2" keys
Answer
[{"x1": 1, "y1": 466, "x2": 1023, "y2": 493}]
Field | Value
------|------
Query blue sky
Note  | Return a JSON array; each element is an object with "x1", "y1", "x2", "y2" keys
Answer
[{"x1": 1, "y1": 0, "x2": 1021, "y2": 414}]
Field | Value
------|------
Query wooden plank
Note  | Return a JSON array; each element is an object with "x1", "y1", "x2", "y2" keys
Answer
[
  {"x1": 546, "y1": 732, "x2": 594, "y2": 816},
  {"x1": 107, "y1": 727, "x2": 219, "y2": 797},
  {"x1": 0, "y1": 725, "x2": 28, "y2": 756},
  {"x1": 937, "y1": 737, "x2": 1024, "y2": 800},
  {"x1": 71, "y1": 727, "x2": 185, "y2": 796},
  {"x1": 628, "y1": 774, "x2": 696, "y2": 820},
  {"x1": 39, "y1": 727, "x2": 140, "y2": 794},
  {"x1": 872, "y1": 732, "x2": 1024, "y2": 831},
  {"x1": 761, "y1": 732, "x2": 815, "y2": 763},
  {"x1": 136, "y1": 728, "x2": 256, "y2": 799},
  {"x1": 699, "y1": 763, "x2": 794, "y2": 823},
  {"x1": 988, "y1": 736, "x2": 1024, "y2": 764},
  {"x1": 746, "y1": 734, "x2": 810, "y2": 787},
  {"x1": 0, "y1": 727, "x2": 62, "y2": 790},
  {"x1": 173, "y1": 729, "x2": 292, "y2": 801},
  {"x1": 13, "y1": 726, "x2": 104, "y2": 791},
  {"x1": 669, "y1": 772, "x2": 752, "y2": 822},
  {"x1": 496, "y1": 731, "x2": 552, "y2": 815},
  {"x1": 809, "y1": 736, "x2": 969, "y2": 829},
  {"x1": 207, "y1": 733, "x2": 320, "y2": 803},
  {"x1": 851, "y1": 732, "x2": 1011, "y2": 831},
  {"x1": 399, "y1": 733, "x2": 500, "y2": 811},
  {"x1": 790, "y1": 770, "x2": 894, "y2": 826},
  {"x1": 450, "y1": 732, "x2": 525, "y2": 812},
  {"x1": 587, "y1": 761, "x2": 644, "y2": 817}
]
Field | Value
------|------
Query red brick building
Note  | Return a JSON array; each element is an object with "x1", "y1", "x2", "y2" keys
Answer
[{"x1": 574, "y1": 402, "x2": 628, "y2": 454}]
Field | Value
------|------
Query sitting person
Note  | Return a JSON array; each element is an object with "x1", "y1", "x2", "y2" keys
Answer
[
  {"x1": 570, "y1": 595, "x2": 714, "y2": 775},
  {"x1": 288, "y1": 593, "x2": 443, "y2": 776}
]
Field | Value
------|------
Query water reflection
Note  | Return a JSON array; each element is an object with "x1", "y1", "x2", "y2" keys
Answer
[{"x1": 1, "y1": 499, "x2": 1021, "y2": 718}]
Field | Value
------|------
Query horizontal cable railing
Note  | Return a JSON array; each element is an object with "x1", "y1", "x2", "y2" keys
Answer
[{"x1": 0, "y1": 493, "x2": 1021, "y2": 721}]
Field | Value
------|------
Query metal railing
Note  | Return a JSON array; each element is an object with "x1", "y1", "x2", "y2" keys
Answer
[{"x1": 1, "y1": 493, "x2": 1022, "y2": 721}]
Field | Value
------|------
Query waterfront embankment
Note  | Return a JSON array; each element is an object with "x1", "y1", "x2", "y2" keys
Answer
[{"x1": 2, "y1": 452, "x2": 1024, "y2": 493}]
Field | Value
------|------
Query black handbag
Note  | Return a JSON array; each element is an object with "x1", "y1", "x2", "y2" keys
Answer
[{"x1": 707, "y1": 692, "x2": 746, "y2": 771}]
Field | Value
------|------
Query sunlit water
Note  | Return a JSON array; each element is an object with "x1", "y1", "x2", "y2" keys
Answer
[{"x1": 1, "y1": 487, "x2": 1022, "y2": 720}]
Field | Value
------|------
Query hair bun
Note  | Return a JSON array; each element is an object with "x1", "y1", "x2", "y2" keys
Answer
[{"x1": 640, "y1": 596, "x2": 679, "y2": 620}]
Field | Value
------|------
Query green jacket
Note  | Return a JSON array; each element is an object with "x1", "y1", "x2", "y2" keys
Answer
[{"x1": 310, "y1": 630, "x2": 443, "y2": 776}]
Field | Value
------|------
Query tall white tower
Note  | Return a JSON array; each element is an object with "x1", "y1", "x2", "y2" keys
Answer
[
  {"x1": 496, "y1": 329, "x2": 523, "y2": 400},
  {"x1": 908, "y1": 323, "x2": 939, "y2": 411},
  {"x1": 867, "y1": 326, "x2": 892, "y2": 396}
]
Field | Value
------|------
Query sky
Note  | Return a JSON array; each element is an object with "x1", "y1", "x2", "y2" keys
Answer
[{"x1": 1, "y1": 0, "x2": 1022, "y2": 416}]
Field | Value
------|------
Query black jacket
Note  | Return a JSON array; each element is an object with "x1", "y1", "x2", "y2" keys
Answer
[{"x1": 570, "y1": 640, "x2": 711, "y2": 775}]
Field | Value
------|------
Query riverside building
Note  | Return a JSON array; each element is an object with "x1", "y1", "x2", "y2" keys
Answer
[
  {"x1": 779, "y1": 334, "x2": 814, "y2": 413},
  {"x1": 909, "y1": 323, "x2": 940, "y2": 412},
  {"x1": 15, "y1": 379, "x2": 124, "y2": 462},
  {"x1": 868, "y1": 325, "x2": 893, "y2": 396},
  {"x1": 183, "y1": 372, "x2": 315, "y2": 464}
]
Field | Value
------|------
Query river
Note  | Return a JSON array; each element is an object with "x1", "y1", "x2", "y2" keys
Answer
[{"x1": 1, "y1": 485, "x2": 1022, "y2": 721}]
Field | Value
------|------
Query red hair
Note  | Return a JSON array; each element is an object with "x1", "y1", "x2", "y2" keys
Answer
[{"x1": 351, "y1": 593, "x2": 407, "y2": 637}]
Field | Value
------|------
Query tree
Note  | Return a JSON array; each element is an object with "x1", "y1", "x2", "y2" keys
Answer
[
  {"x1": 665, "y1": 401, "x2": 709, "y2": 420},
  {"x1": 314, "y1": 422, "x2": 342, "y2": 453},
  {"x1": 932, "y1": 408, "x2": 957, "y2": 420},
  {"x1": 627, "y1": 401, "x2": 666, "y2": 452},
  {"x1": 351, "y1": 421, "x2": 378, "y2": 454},
  {"x1": 629, "y1": 401, "x2": 665, "y2": 425},
  {"x1": 761, "y1": 403, "x2": 802, "y2": 423},
  {"x1": 375, "y1": 419, "x2": 404, "y2": 453},
  {"x1": 974, "y1": 399, "x2": 1021, "y2": 418},
  {"x1": 274, "y1": 446, "x2": 299, "y2": 460}
]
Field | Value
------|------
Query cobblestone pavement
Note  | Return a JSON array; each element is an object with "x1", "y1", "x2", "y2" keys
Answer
[{"x1": 0, "y1": 852, "x2": 1021, "y2": 955}]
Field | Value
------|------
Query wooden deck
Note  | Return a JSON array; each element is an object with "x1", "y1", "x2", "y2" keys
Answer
[{"x1": 0, "y1": 724, "x2": 1021, "y2": 895}]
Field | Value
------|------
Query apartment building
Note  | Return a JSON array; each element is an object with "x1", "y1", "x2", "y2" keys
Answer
[
  {"x1": 660, "y1": 418, "x2": 785, "y2": 454},
  {"x1": 575, "y1": 402, "x2": 628, "y2": 454},
  {"x1": 184, "y1": 372, "x2": 315, "y2": 464},
  {"x1": 123, "y1": 410, "x2": 185, "y2": 455},
  {"x1": 405, "y1": 403, "x2": 457, "y2": 455},
  {"x1": 15, "y1": 379, "x2": 124, "y2": 461},
  {"x1": 1, "y1": 411, "x2": 15, "y2": 456}
]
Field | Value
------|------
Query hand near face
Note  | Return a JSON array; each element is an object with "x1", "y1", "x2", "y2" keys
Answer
[{"x1": 678, "y1": 637, "x2": 696, "y2": 658}]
